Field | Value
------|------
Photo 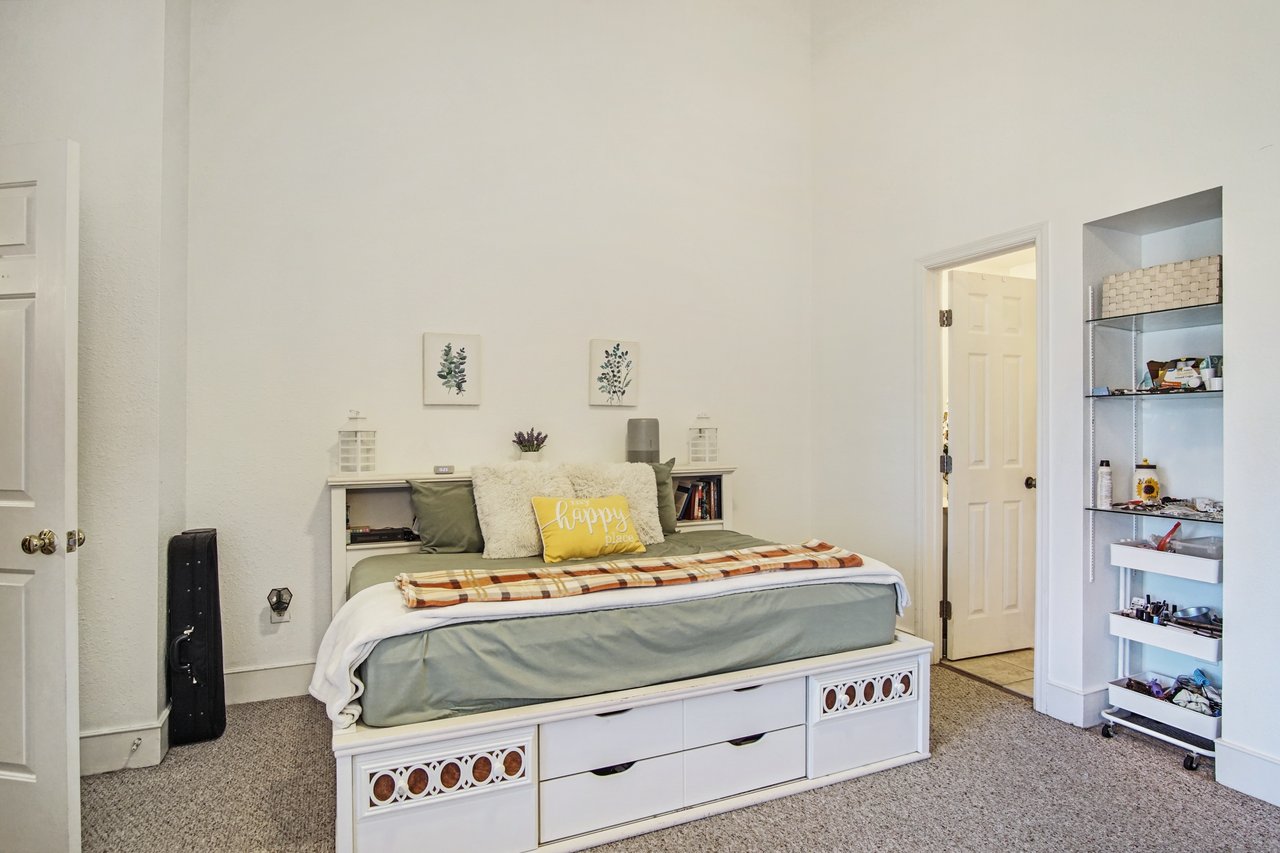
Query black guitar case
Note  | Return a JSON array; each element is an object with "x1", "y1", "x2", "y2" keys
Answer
[{"x1": 166, "y1": 528, "x2": 227, "y2": 745}]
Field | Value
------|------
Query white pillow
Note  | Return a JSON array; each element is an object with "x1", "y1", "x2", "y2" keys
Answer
[
  {"x1": 471, "y1": 463, "x2": 575, "y2": 559},
  {"x1": 563, "y1": 462, "x2": 663, "y2": 545}
]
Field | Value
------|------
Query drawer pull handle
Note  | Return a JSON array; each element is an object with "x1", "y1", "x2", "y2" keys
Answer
[
  {"x1": 733, "y1": 685, "x2": 762, "y2": 693},
  {"x1": 595, "y1": 708, "x2": 631, "y2": 718},
  {"x1": 590, "y1": 761, "x2": 636, "y2": 776},
  {"x1": 728, "y1": 733, "x2": 766, "y2": 747}
]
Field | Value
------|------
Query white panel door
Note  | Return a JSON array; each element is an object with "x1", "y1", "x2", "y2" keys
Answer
[
  {"x1": 0, "y1": 141, "x2": 81, "y2": 853},
  {"x1": 947, "y1": 272, "x2": 1036, "y2": 660}
]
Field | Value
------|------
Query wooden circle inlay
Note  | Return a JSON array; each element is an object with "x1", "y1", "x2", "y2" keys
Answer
[
  {"x1": 406, "y1": 767, "x2": 428, "y2": 796},
  {"x1": 440, "y1": 760, "x2": 462, "y2": 789},
  {"x1": 503, "y1": 749, "x2": 524, "y2": 777},
  {"x1": 881, "y1": 678, "x2": 893, "y2": 699},
  {"x1": 900, "y1": 672, "x2": 912, "y2": 694},
  {"x1": 472, "y1": 755, "x2": 493, "y2": 783},
  {"x1": 371, "y1": 772, "x2": 396, "y2": 803},
  {"x1": 824, "y1": 687, "x2": 837, "y2": 711},
  {"x1": 843, "y1": 685, "x2": 857, "y2": 706},
  {"x1": 863, "y1": 681, "x2": 876, "y2": 702}
]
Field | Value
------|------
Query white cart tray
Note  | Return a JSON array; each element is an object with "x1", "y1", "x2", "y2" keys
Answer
[
  {"x1": 1109, "y1": 542, "x2": 1221, "y2": 583},
  {"x1": 1107, "y1": 672, "x2": 1221, "y2": 740},
  {"x1": 1108, "y1": 612, "x2": 1221, "y2": 662}
]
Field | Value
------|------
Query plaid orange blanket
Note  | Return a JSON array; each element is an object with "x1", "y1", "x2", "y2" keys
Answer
[{"x1": 393, "y1": 539, "x2": 864, "y2": 609}]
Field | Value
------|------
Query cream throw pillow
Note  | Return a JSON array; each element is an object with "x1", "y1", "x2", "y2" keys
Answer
[
  {"x1": 471, "y1": 463, "x2": 575, "y2": 559},
  {"x1": 563, "y1": 462, "x2": 663, "y2": 545}
]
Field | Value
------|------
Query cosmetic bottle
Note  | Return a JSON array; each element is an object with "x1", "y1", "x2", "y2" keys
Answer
[{"x1": 1096, "y1": 459, "x2": 1112, "y2": 509}]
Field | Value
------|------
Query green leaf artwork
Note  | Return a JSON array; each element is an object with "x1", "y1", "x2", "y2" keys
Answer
[
  {"x1": 437, "y1": 343, "x2": 468, "y2": 395},
  {"x1": 596, "y1": 342, "x2": 632, "y2": 405}
]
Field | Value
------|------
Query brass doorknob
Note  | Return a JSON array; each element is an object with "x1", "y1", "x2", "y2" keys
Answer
[
  {"x1": 21, "y1": 529, "x2": 58, "y2": 555},
  {"x1": 67, "y1": 529, "x2": 86, "y2": 552}
]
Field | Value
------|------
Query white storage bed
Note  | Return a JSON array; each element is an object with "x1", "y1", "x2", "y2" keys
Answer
[{"x1": 322, "y1": 473, "x2": 932, "y2": 852}]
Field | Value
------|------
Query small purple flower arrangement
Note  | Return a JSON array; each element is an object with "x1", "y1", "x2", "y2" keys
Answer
[{"x1": 512, "y1": 427, "x2": 548, "y2": 453}]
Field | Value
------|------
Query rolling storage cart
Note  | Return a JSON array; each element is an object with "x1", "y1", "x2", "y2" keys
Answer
[
  {"x1": 1084, "y1": 189, "x2": 1224, "y2": 771},
  {"x1": 1099, "y1": 539, "x2": 1222, "y2": 770}
]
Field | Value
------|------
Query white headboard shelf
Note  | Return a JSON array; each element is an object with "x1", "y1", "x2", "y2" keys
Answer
[{"x1": 326, "y1": 465, "x2": 736, "y2": 617}]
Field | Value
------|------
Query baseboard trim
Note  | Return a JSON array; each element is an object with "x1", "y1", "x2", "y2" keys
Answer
[
  {"x1": 224, "y1": 660, "x2": 314, "y2": 705},
  {"x1": 1215, "y1": 738, "x2": 1280, "y2": 806},
  {"x1": 80, "y1": 705, "x2": 170, "y2": 776},
  {"x1": 80, "y1": 659, "x2": 315, "y2": 774},
  {"x1": 1038, "y1": 678, "x2": 1109, "y2": 727}
]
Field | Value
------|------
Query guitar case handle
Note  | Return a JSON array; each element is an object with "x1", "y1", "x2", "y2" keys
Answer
[{"x1": 169, "y1": 625, "x2": 194, "y2": 674}]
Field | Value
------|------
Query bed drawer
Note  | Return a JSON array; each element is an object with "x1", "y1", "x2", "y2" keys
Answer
[
  {"x1": 684, "y1": 724, "x2": 806, "y2": 807},
  {"x1": 539, "y1": 700, "x2": 683, "y2": 781},
  {"x1": 539, "y1": 752, "x2": 684, "y2": 843},
  {"x1": 683, "y1": 677, "x2": 805, "y2": 749}
]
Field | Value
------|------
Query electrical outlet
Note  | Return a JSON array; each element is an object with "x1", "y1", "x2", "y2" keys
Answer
[{"x1": 270, "y1": 608, "x2": 290, "y2": 624}]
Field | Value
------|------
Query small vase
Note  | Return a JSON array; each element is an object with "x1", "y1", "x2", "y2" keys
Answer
[{"x1": 520, "y1": 451, "x2": 542, "y2": 462}]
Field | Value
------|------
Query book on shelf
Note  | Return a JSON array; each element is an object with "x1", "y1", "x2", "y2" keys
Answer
[
  {"x1": 674, "y1": 480, "x2": 693, "y2": 518},
  {"x1": 674, "y1": 476, "x2": 721, "y2": 522}
]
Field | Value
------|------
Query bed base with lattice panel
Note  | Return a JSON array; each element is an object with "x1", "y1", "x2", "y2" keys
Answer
[{"x1": 331, "y1": 633, "x2": 932, "y2": 853}]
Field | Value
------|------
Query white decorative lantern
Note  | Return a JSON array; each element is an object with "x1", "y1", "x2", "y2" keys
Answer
[
  {"x1": 687, "y1": 413, "x2": 718, "y2": 464},
  {"x1": 338, "y1": 410, "x2": 377, "y2": 473}
]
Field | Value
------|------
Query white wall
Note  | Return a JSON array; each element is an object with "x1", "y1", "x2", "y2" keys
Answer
[
  {"x1": 0, "y1": 0, "x2": 188, "y2": 763},
  {"x1": 10, "y1": 0, "x2": 1277, "y2": 805},
  {"x1": 813, "y1": 0, "x2": 1280, "y2": 801},
  {"x1": 185, "y1": 1, "x2": 814, "y2": 679}
]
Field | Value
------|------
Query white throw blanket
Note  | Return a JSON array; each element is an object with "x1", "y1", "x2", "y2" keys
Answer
[{"x1": 309, "y1": 554, "x2": 909, "y2": 727}]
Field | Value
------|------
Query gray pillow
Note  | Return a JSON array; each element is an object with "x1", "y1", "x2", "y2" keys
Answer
[
  {"x1": 409, "y1": 480, "x2": 484, "y2": 553},
  {"x1": 650, "y1": 458, "x2": 678, "y2": 534}
]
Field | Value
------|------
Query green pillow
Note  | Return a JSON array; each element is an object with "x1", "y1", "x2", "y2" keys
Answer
[
  {"x1": 649, "y1": 458, "x2": 678, "y2": 535},
  {"x1": 409, "y1": 480, "x2": 485, "y2": 553}
]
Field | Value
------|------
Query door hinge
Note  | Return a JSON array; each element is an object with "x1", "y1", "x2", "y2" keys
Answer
[
  {"x1": 939, "y1": 309, "x2": 953, "y2": 327},
  {"x1": 940, "y1": 600, "x2": 952, "y2": 620},
  {"x1": 939, "y1": 453, "x2": 952, "y2": 475}
]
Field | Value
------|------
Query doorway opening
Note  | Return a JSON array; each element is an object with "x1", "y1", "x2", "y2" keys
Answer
[{"x1": 936, "y1": 245, "x2": 1038, "y2": 698}]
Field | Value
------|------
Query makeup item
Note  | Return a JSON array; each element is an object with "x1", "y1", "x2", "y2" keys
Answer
[
  {"x1": 1096, "y1": 460, "x2": 1112, "y2": 508},
  {"x1": 1167, "y1": 536, "x2": 1223, "y2": 559},
  {"x1": 1206, "y1": 377, "x2": 1223, "y2": 391},
  {"x1": 1156, "y1": 521, "x2": 1181, "y2": 551},
  {"x1": 1134, "y1": 458, "x2": 1160, "y2": 505}
]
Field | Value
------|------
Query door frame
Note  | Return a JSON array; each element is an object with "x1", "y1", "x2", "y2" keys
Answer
[{"x1": 914, "y1": 222, "x2": 1051, "y2": 708}]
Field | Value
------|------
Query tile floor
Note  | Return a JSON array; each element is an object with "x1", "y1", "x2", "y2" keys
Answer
[{"x1": 943, "y1": 648, "x2": 1034, "y2": 698}]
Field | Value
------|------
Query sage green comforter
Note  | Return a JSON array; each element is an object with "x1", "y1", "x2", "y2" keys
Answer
[{"x1": 351, "y1": 531, "x2": 897, "y2": 726}]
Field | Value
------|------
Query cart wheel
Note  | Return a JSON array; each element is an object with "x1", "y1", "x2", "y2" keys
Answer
[
  {"x1": 1184, "y1": 754, "x2": 1199, "y2": 771},
  {"x1": 1101, "y1": 724, "x2": 1115, "y2": 739}
]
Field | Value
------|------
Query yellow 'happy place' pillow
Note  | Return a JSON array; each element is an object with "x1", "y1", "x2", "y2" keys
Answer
[{"x1": 531, "y1": 495, "x2": 646, "y2": 564}]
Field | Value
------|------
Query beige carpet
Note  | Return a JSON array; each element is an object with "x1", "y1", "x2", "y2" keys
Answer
[{"x1": 82, "y1": 667, "x2": 1280, "y2": 852}]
